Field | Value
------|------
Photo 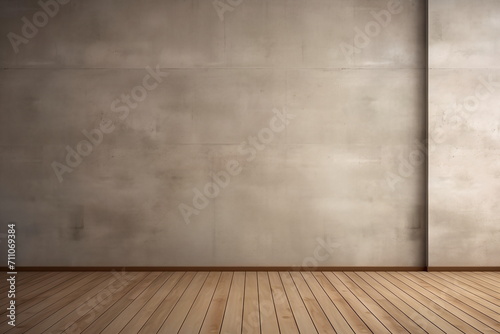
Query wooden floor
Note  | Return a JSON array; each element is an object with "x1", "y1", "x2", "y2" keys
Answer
[{"x1": 0, "y1": 272, "x2": 498, "y2": 333}]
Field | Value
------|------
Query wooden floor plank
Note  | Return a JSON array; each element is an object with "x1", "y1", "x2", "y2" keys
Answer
[
  {"x1": 323, "y1": 272, "x2": 390, "y2": 334},
  {"x1": 390, "y1": 272, "x2": 497, "y2": 334},
  {"x1": 435, "y1": 272, "x2": 500, "y2": 306},
  {"x1": 137, "y1": 272, "x2": 196, "y2": 333},
  {"x1": 1, "y1": 272, "x2": 39, "y2": 290},
  {"x1": 335, "y1": 272, "x2": 409, "y2": 333},
  {"x1": 0, "y1": 272, "x2": 90, "y2": 319},
  {"x1": 220, "y1": 272, "x2": 245, "y2": 334},
  {"x1": 117, "y1": 271, "x2": 185, "y2": 333},
  {"x1": 1, "y1": 273, "x2": 61, "y2": 320},
  {"x1": 0, "y1": 272, "x2": 78, "y2": 310},
  {"x1": 290, "y1": 271, "x2": 336, "y2": 334},
  {"x1": 79, "y1": 272, "x2": 160, "y2": 333},
  {"x1": 98, "y1": 272, "x2": 172, "y2": 333},
  {"x1": 465, "y1": 272, "x2": 500, "y2": 289},
  {"x1": 345, "y1": 272, "x2": 427, "y2": 334},
  {"x1": 4, "y1": 271, "x2": 499, "y2": 333},
  {"x1": 0, "y1": 272, "x2": 50, "y2": 295},
  {"x1": 242, "y1": 272, "x2": 261, "y2": 334},
  {"x1": 377, "y1": 272, "x2": 481, "y2": 334},
  {"x1": 21, "y1": 274, "x2": 141, "y2": 333},
  {"x1": 355, "y1": 272, "x2": 445, "y2": 333},
  {"x1": 156, "y1": 272, "x2": 209, "y2": 334},
  {"x1": 301, "y1": 272, "x2": 354, "y2": 334},
  {"x1": 482, "y1": 272, "x2": 500, "y2": 284},
  {"x1": 313, "y1": 272, "x2": 371, "y2": 334},
  {"x1": 268, "y1": 272, "x2": 300, "y2": 334},
  {"x1": 279, "y1": 272, "x2": 318, "y2": 334},
  {"x1": 257, "y1": 272, "x2": 280, "y2": 334},
  {"x1": 400, "y1": 272, "x2": 500, "y2": 333},
  {"x1": 42, "y1": 272, "x2": 148, "y2": 333},
  {"x1": 178, "y1": 272, "x2": 221, "y2": 334},
  {"x1": 431, "y1": 272, "x2": 500, "y2": 312},
  {"x1": 444, "y1": 273, "x2": 500, "y2": 299},
  {"x1": 16, "y1": 272, "x2": 77, "y2": 299},
  {"x1": 367, "y1": 272, "x2": 462, "y2": 334},
  {"x1": 199, "y1": 272, "x2": 233, "y2": 334},
  {"x1": 0, "y1": 272, "x2": 102, "y2": 333},
  {"x1": 11, "y1": 271, "x2": 38, "y2": 283},
  {"x1": 0, "y1": 272, "x2": 43, "y2": 299},
  {"x1": 415, "y1": 272, "x2": 500, "y2": 322}
]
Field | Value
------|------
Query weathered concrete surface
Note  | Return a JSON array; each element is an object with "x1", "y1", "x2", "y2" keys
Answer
[
  {"x1": 0, "y1": 0, "x2": 426, "y2": 266},
  {"x1": 429, "y1": 0, "x2": 500, "y2": 69},
  {"x1": 0, "y1": 0, "x2": 424, "y2": 69},
  {"x1": 429, "y1": 0, "x2": 500, "y2": 266}
]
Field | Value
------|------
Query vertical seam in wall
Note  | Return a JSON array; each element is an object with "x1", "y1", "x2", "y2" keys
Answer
[{"x1": 425, "y1": 0, "x2": 430, "y2": 271}]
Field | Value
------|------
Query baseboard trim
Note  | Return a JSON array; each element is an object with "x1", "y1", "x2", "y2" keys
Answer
[
  {"x1": 2, "y1": 266, "x2": 429, "y2": 272},
  {"x1": 427, "y1": 267, "x2": 499, "y2": 272},
  {"x1": 4, "y1": 266, "x2": 498, "y2": 272}
]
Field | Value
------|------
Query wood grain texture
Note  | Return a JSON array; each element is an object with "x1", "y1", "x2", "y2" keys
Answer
[{"x1": 2, "y1": 271, "x2": 498, "y2": 333}]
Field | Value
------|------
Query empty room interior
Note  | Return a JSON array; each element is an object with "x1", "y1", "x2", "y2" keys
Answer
[{"x1": 0, "y1": 0, "x2": 499, "y2": 333}]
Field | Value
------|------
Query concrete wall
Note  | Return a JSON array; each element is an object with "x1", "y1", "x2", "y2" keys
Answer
[
  {"x1": 429, "y1": 0, "x2": 500, "y2": 266},
  {"x1": 0, "y1": 0, "x2": 426, "y2": 266}
]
